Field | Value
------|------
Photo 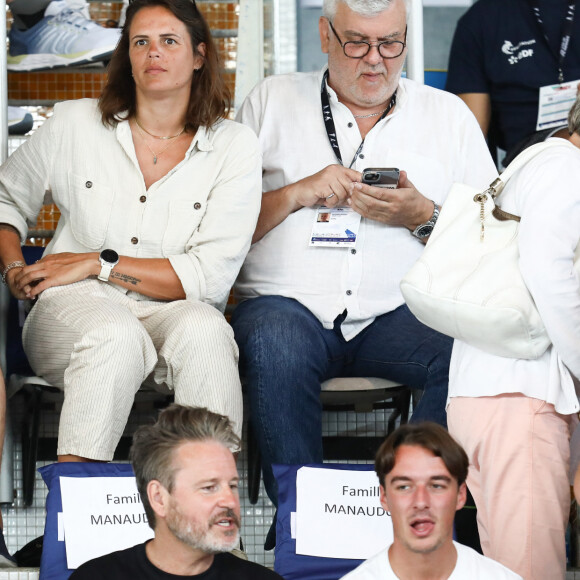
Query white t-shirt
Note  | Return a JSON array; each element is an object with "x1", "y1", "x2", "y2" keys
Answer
[{"x1": 341, "y1": 541, "x2": 522, "y2": 579}]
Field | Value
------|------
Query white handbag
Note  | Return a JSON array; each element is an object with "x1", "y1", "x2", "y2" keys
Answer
[{"x1": 400, "y1": 140, "x2": 580, "y2": 360}]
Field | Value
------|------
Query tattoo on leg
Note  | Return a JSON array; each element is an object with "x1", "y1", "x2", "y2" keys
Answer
[{"x1": 110, "y1": 271, "x2": 141, "y2": 286}]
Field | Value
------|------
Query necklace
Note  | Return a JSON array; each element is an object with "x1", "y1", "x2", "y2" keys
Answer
[
  {"x1": 135, "y1": 117, "x2": 185, "y2": 140},
  {"x1": 353, "y1": 107, "x2": 388, "y2": 119},
  {"x1": 134, "y1": 121, "x2": 186, "y2": 164}
]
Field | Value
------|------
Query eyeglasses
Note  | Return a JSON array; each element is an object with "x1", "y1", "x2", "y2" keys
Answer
[{"x1": 327, "y1": 20, "x2": 407, "y2": 59}]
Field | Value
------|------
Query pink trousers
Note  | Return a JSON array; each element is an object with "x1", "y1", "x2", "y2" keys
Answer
[{"x1": 448, "y1": 394, "x2": 576, "y2": 580}]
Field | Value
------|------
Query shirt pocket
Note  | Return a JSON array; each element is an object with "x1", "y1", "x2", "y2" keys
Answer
[
  {"x1": 161, "y1": 199, "x2": 205, "y2": 256},
  {"x1": 68, "y1": 173, "x2": 115, "y2": 249}
]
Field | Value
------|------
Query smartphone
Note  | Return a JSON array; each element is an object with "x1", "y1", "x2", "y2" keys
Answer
[{"x1": 362, "y1": 167, "x2": 400, "y2": 189}]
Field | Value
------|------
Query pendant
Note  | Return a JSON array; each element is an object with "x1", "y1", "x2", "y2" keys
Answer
[{"x1": 153, "y1": 155, "x2": 157, "y2": 164}]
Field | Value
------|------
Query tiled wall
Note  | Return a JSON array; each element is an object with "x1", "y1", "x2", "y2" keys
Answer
[{"x1": 0, "y1": 571, "x2": 39, "y2": 580}]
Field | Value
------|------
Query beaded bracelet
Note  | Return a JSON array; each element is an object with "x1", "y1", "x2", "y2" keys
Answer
[{"x1": 1, "y1": 261, "x2": 26, "y2": 285}]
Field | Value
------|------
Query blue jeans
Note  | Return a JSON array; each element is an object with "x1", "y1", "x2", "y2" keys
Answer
[{"x1": 232, "y1": 296, "x2": 452, "y2": 507}]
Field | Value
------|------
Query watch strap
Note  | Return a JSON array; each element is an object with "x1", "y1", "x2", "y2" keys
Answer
[
  {"x1": 412, "y1": 200, "x2": 440, "y2": 239},
  {"x1": 98, "y1": 262, "x2": 115, "y2": 282}
]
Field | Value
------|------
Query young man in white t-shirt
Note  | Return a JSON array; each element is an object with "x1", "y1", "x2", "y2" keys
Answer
[{"x1": 342, "y1": 423, "x2": 521, "y2": 580}]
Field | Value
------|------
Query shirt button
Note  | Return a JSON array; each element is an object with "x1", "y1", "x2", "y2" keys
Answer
[
  {"x1": 139, "y1": 196, "x2": 146, "y2": 203},
  {"x1": 194, "y1": 202, "x2": 202, "y2": 210},
  {"x1": 85, "y1": 181, "x2": 93, "y2": 188},
  {"x1": 347, "y1": 122, "x2": 353, "y2": 128},
  {"x1": 359, "y1": 154, "x2": 365, "y2": 159},
  {"x1": 346, "y1": 290, "x2": 352, "y2": 296},
  {"x1": 351, "y1": 249, "x2": 357, "y2": 255},
  {"x1": 131, "y1": 237, "x2": 138, "y2": 245}
]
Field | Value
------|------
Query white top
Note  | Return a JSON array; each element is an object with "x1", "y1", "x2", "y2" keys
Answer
[
  {"x1": 341, "y1": 541, "x2": 522, "y2": 579},
  {"x1": 235, "y1": 68, "x2": 497, "y2": 340},
  {"x1": 0, "y1": 99, "x2": 262, "y2": 312},
  {"x1": 449, "y1": 139, "x2": 580, "y2": 414}
]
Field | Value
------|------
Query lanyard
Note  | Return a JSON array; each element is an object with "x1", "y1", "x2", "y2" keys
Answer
[
  {"x1": 320, "y1": 70, "x2": 397, "y2": 168},
  {"x1": 529, "y1": 0, "x2": 576, "y2": 82}
]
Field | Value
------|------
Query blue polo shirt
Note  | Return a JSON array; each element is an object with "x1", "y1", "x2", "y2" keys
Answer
[{"x1": 445, "y1": 0, "x2": 580, "y2": 152}]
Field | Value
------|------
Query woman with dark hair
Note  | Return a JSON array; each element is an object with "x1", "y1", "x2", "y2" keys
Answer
[{"x1": 0, "y1": 0, "x2": 261, "y2": 463}]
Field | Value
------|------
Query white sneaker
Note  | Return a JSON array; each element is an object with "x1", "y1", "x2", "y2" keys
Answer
[{"x1": 8, "y1": 0, "x2": 121, "y2": 72}]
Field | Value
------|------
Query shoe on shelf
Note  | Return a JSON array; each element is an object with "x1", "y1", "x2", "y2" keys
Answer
[
  {"x1": 60, "y1": 0, "x2": 90, "y2": 19},
  {"x1": 8, "y1": 106, "x2": 34, "y2": 135},
  {"x1": 0, "y1": 529, "x2": 16, "y2": 568},
  {"x1": 8, "y1": 0, "x2": 121, "y2": 72}
]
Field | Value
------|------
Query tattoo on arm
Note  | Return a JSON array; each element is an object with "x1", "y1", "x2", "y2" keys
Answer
[{"x1": 110, "y1": 271, "x2": 141, "y2": 286}]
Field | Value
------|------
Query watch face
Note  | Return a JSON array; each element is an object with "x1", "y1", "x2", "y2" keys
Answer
[
  {"x1": 100, "y1": 249, "x2": 119, "y2": 263},
  {"x1": 414, "y1": 224, "x2": 434, "y2": 239}
]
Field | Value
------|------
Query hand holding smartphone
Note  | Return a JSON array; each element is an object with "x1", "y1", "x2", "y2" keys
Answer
[{"x1": 361, "y1": 167, "x2": 400, "y2": 189}]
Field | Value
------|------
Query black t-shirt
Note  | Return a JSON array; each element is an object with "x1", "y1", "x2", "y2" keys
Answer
[
  {"x1": 446, "y1": 0, "x2": 580, "y2": 151},
  {"x1": 69, "y1": 542, "x2": 283, "y2": 580}
]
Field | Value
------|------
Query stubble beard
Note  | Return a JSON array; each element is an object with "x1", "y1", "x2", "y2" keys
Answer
[
  {"x1": 332, "y1": 61, "x2": 402, "y2": 110},
  {"x1": 166, "y1": 502, "x2": 241, "y2": 555},
  {"x1": 356, "y1": 67, "x2": 402, "y2": 107}
]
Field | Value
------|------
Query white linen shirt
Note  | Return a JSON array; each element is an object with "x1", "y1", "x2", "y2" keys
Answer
[
  {"x1": 341, "y1": 541, "x2": 522, "y2": 579},
  {"x1": 449, "y1": 139, "x2": 580, "y2": 414},
  {"x1": 235, "y1": 68, "x2": 498, "y2": 340},
  {"x1": 0, "y1": 99, "x2": 262, "y2": 312}
]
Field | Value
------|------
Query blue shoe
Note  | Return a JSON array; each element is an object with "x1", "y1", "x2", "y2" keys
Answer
[
  {"x1": 8, "y1": 0, "x2": 121, "y2": 72},
  {"x1": 8, "y1": 106, "x2": 34, "y2": 135},
  {"x1": 0, "y1": 529, "x2": 16, "y2": 568}
]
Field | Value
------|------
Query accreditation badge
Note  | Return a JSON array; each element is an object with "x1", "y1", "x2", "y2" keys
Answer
[
  {"x1": 310, "y1": 206, "x2": 362, "y2": 248},
  {"x1": 536, "y1": 80, "x2": 580, "y2": 131}
]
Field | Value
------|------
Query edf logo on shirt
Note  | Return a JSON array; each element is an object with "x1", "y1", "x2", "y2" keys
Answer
[{"x1": 502, "y1": 39, "x2": 536, "y2": 64}]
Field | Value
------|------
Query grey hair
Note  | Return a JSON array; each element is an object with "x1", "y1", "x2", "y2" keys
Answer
[
  {"x1": 322, "y1": 0, "x2": 410, "y2": 19},
  {"x1": 568, "y1": 93, "x2": 580, "y2": 136},
  {"x1": 130, "y1": 405, "x2": 240, "y2": 530}
]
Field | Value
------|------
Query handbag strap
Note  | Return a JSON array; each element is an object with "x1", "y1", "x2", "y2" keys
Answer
[{"x1": 487, "y1": 139, "x2": 568, "y2": 199}]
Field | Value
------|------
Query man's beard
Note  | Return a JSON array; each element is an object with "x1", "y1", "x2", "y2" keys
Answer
[{"x1": 166, "y1": 502, "x2": 241, "y2": 554}]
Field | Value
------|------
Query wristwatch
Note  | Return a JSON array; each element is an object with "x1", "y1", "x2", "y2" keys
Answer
[
  {"x1": 412, "y1": 201, "x2": 440, "y2": 240},
  {"x1": 98, "y1": 249, "x2": 119, "y2": 282}
]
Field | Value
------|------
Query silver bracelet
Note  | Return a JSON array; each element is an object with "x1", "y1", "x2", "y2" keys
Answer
[{"x1": 1, "y1": 261, "x2": 26, "y2": 285}]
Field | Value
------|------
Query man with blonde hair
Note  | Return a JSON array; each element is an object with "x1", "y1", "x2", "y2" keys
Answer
[{"x1": 71, "y1": 405, "x2": 282, "y2": 579}]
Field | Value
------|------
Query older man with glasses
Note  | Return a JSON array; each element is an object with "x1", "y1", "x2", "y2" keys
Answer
[{"x1": 232, "y1": 0, "x2": 497, "y2": 549}]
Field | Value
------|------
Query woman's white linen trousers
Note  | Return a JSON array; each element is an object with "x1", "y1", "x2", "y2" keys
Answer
[{"x1": 22, "y1": 279, "x2": 243, "y2": 460}]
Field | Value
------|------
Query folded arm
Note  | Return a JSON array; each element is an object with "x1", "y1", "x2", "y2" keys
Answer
[{"x1": 10, "y1": 251, "x2": 185, "y2": 301}]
